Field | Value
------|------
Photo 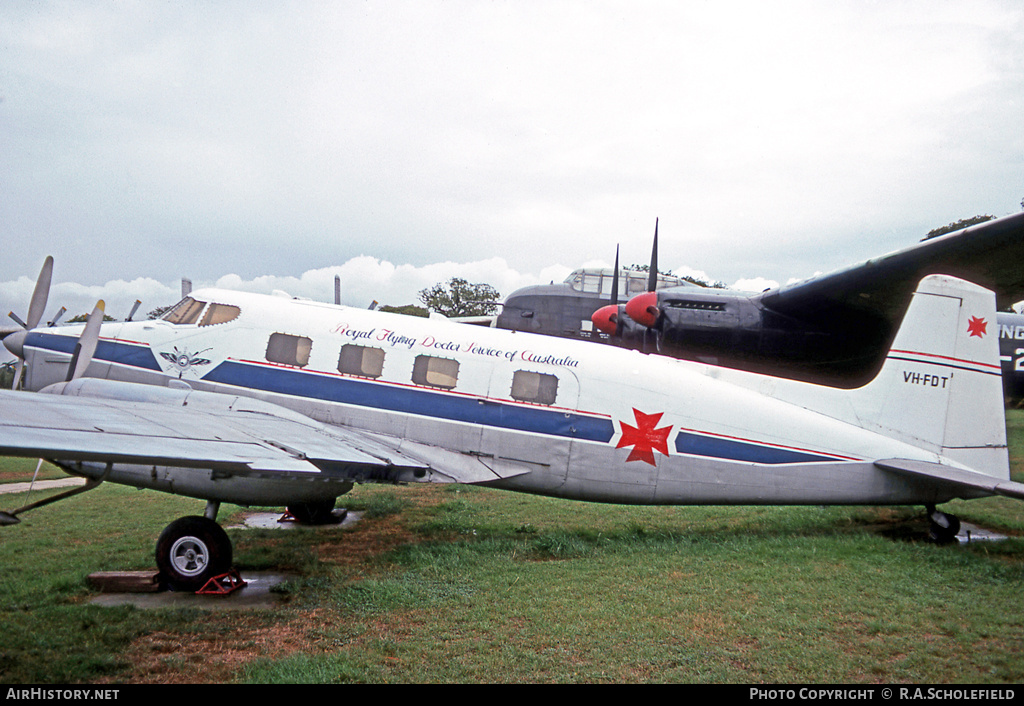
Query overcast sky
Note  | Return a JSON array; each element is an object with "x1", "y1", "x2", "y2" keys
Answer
[{"x1": 2, "y1": 0, "x2": 1023, "y2": 328}]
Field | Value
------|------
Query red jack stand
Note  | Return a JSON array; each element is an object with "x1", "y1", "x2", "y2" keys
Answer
[{"x1": 196, "y1": 568, "x2": 247, "y2": 595}]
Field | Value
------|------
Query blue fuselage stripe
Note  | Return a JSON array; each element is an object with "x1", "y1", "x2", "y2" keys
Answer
[
  {"x1": 203, "y1": 361, "x2": 616, "y2": 443},
  {"x1": 27, "y1": 334, "x2": 839, "y2": 464},
  {"x1": 675, "y1": 431, "x2": 837, "y2": 464},
  {"x1": 26, "y1": 332, "x2": 162, "y2": 371}
]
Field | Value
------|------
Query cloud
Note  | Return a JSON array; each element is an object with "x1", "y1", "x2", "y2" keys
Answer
[
  {"x1": 1, "y1": 1, "x2": 1022, "y2": 330},
  {"x1": 0, "y1": 257, "x2": 574, "y2": 355}
]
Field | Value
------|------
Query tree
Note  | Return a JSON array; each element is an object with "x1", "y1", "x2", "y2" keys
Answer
[
  {"x1": 627, "y1": 263, "x2": 727, "y2": 289},
  {"x1": 379, "y1": 304, "x2": 428, "y2": 317},
  {"x1": 0, "y1": 361, "x2": 15, "y2": 390},
  {"x1": 67, "y1": 312, "x2": 116, "y2": 323},
  {"x1": 922, "y1": 215, "x2": 994, "y2": 241},
  {"x1": 418, "y1": 278, "x2": 501, "y2": 317}
]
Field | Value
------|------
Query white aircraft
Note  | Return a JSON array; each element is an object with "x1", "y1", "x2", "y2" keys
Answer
[{"x1": 1, "y1": 262, "x2": 1022, "y2": 591}]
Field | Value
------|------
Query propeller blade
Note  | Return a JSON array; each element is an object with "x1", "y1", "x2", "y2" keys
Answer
[
  {"x1": 66, "y1": 300, "x2": 105, "y2": 382},
  {"x1": 49, "y1": 306, "x2": 66, "y2": 327},
  {"x1": 610, "y1": 245, "x2": 620, "y2": 307},
  {"x1": 25, "y1": 256, "x2": 53, "y2": 330},
  {"x1": 335, "y1": 275, "x2": 342, "y2": 305},
  {"x1": 12, "y1": 359, "x2": 24, "y2": 391},
  {"x1": 126, "y1": 300, "x2": 142, "y2": 322},
  {"x1": 646, "y1": 218, "x2": 659, "y2": 293}
]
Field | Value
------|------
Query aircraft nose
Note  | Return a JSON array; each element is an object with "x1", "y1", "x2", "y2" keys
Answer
[
  {"x1": 625, "y1": 291, "x2": 660, "y2": 328},
  {"x1": 591, "y1": 305, "x2": 620, "y2": 336},
  {"x1": 3, "y1": 329, "x2": 27, "y2": 359}
]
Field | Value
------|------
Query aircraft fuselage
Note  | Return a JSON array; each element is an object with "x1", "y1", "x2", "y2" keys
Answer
[
  {"x1": 11, "y1": 286, "x2": 999, "y2": 509},
  {"x1": 501, "y1": 285, "x2": 1024, "y2": 393}
]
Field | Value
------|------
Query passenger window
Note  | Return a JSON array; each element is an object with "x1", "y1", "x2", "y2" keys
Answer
[
  {"x1": 412, "y1": 355, "x2": 459, "y2": 389},
  {"x1": 200, "y1": 303, "x2": 241, "y2": 327},
  {"x1": 510, "y1": 370, "x2": 559, "y2": 405},
  {"x1": 162, "y1": 297, "x2": 206, "y2": 325},
  {"x1": 266, "y1": 333, "x2": 312, "y2": 367},
  {"x1": 338, "y1": 344, "x2": 385, "y2": 378}
]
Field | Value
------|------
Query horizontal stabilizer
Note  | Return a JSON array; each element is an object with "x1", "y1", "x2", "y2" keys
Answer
[{"x1": 876, "y1": 459, "x2": 1024, "y2": 501}]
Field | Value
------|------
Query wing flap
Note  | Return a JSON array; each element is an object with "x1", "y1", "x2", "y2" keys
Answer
[{"x1": 875, "y1": 458, "x2": 1024, "y2": 501}]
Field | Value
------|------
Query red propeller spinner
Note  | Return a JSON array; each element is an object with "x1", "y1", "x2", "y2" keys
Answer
[
  {"x1": 591, "y1": 304, "x2": 620, "y2": 335},
  {"x1": 625, "y1": 291, "x2": 660, "y2": 328}
]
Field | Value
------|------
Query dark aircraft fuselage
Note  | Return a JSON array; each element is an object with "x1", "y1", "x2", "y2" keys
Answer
[{"x1": 498, "y1": 279, "x2": 1024, "y2": 397}]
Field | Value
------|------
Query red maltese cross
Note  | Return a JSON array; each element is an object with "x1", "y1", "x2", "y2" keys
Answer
[
  {"x1": 616, "y1": 409, "x2": 672, "y2": 466},
  {"x1": 967, "y1": 316, "x2": 987, "y2": 338}
]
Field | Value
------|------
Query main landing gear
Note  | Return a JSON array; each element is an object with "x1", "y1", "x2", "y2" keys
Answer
[
  {"x1": 926, "y1": 504, "x2": 961, "y2": 545},
  {"x1": 154, "y1": 499, "x2": 342, "y2": 591},
  {"x1": 155, "y1": 514, "x2": 233, "y2": 592}
]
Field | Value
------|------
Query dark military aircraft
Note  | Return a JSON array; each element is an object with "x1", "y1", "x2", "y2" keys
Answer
[
  {"x1": 496, "y1": 212, "x2": 1024, "y2": 395},
  {"x1": 496, "y1": 220, "x2": 696, "y2": 340}
]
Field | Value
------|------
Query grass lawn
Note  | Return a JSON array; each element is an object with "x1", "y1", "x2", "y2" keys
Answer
[{"x1": 0, "y1": 412, "x2": 1022, "y2": 683}]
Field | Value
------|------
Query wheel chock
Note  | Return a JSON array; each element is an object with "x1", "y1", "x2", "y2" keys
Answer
[{"x1": 196, "y1": 568, "x2": 247, "y2": 595}]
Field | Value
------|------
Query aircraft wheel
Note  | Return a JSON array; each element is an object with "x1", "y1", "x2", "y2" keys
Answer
[
  {"x1": 287, "y1": 499, "x2": 339, "y2": 524},
  {"x1": 927, "y1": 509, "x2": 961, "y2": 545},
  {"x1": 156, "y1": 516, "x2": 233, "y2": 592}
]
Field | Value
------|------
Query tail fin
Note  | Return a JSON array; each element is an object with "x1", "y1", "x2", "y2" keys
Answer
[{"x1": 853, "y1": 274, "x2": 1007, "y2": 478}]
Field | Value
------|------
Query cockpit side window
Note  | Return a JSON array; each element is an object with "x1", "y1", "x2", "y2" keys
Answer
[
  {"x1": 162, "y1": 297, "x2": 207, "y2": 325},
  {"x1": 200, "y1": 303, "x2": 241, "y2": 327},
  {"x1": 627, "y1": 275, "x2": 648, "y2": 294}
]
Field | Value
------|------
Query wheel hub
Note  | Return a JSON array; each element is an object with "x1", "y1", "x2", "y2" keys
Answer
[{"x1": 169, "y1": 536, "x2": 209, "y2": 576}]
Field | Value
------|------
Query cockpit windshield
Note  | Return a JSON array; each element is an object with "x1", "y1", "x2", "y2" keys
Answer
[
  {"x1": 161, "y1": 297, "x2": 240, "y2": 326},
  {"x1": 564, "y1": 269, "x2": 690, "y2": 297}
]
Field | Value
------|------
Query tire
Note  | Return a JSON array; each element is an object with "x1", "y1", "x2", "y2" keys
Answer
[
  {"x1": 156, "y1": 516, "x2": 233, "y2": 592},
  {"x1": 928, "y1": 511, "x2": 961, "y2": 545}
]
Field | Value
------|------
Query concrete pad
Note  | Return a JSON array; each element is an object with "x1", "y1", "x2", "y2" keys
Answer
[
  {"x1": 89, "y1": 571, "x2": 294, "y2": 610},
  {"x1": 957, "y1": 521, "x2": 1008, "y2": 543},
  {"x1": 227, "y1": 509, "x2": 360, "y2": 530}
]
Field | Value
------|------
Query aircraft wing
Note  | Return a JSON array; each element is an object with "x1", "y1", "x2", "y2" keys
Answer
[
  {"x1": 0, "y1": 379, "x2": 530, "y2": 485},
  {"x1": 756, "y1": 211, "x2": 1024, "y2": 323},
  {"x1": 875, "y1": 459, "x2": 1024, "y2": 501}
]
